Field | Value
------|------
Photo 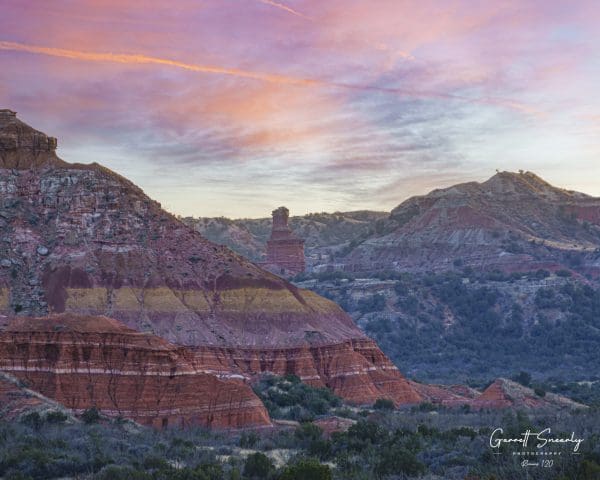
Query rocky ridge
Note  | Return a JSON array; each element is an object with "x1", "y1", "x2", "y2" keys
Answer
[
  {"x1": 187, "y1": 172, "x2": 600, "y2": 277},
  {"x1": 346, "y1": 171, "x2": 600, "y2": 274}
]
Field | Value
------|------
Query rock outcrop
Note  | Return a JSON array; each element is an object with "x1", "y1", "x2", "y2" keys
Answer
[
  {"x1": 472, "y1": 378, "x2": 586, "y2": 411},
  {"x1": 0, "y1": 313, "x2": 271, "y2": 428},
  {"x1": 262, "y1": 206, "x2": 305, "y2": 275},
  {"x1": 0, "y1": 111, "x2": 419, "y2": 407},
  {"x1": 0, "y1": 109, "x2": 62, "y2": 169},
  {"x1": 411, "y1": 378, "x2": 586, "y2": 411},
  {"x1": 183, "y1": 210, "x2": 387, "y2": 267},
  {"x1": 410, "y1": 381, "x2": 481, "y2": 408}
]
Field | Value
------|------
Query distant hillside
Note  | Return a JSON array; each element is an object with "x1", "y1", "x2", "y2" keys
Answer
[
  {"x1": 345, "y1": 171, "x2": 600, "y2": 275},
  {"x1": 185, "y1": 172, "x2": 600, "y2": 278},
  {"x1": 182, "y1": 210, "x2": 387, "y2": 267}
]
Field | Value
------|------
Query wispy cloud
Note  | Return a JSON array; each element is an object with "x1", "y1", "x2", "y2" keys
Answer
[
  {"x1": 0, "y1": 40, "x2": 319, "y2": 87},
  {"x1": 258, "y1": 0, "x2": 311, "y2": 20},
  {"x1": 0, "y1": 40, "x2": 539, "y2": 115}
]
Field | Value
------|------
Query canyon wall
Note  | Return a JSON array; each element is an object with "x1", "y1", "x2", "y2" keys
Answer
[{"x1": 0, "y1": 314, "x2": 271, "y2": 428}]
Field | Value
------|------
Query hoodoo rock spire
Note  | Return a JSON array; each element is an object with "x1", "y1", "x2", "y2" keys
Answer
[{"x1": 263, "y1": 206, "x2": 305, "y2": 275}]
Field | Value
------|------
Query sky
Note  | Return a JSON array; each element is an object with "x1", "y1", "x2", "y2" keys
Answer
[{"x1": 1, "y1": 0, "x2": 599, "y2": 218}]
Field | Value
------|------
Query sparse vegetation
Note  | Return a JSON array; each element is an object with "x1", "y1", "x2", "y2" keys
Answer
[
  {"x1": 253, "y1": 375, "x2": 342, "y2": 422},
  {"x1": 0, "y1": 397, "x2": 598, "y2": 479}
]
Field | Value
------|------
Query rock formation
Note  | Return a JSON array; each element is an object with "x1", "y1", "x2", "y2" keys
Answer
[
  {"x1": 0, "y1": 313, "x2": 271, "y2": 428},
  {"x1": 183, "y1": 210, "x2": 387, "y2": 267},
  {"x1": 472, "y1": 378, "x2": 586, "y2": 410},
  {"x1": 186, "y1": 173, "x2": 600, "y2": 278},
  {"x1": 263, "y1": 207, "x2": 305, "y2": 275},
  {"x1": 411, "y1": 378, "x2": 586, "y2": 411},
  {"x1": 409, "y1": 381, "x2": 482, "y2": 408},
  {"x1": 0, "y1": 109, "x2": 61, "y2": 169},
  {"x1": 0, "y1": 111, "x2": 419, "y2": 407}
]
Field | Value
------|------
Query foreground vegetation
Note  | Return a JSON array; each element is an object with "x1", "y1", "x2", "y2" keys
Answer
[{"x1": 1, "y1": 377, "x2": 599, "y2": 480}]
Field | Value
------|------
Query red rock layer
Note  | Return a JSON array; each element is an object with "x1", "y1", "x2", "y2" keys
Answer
[
  {"x1": 472, "y1": 378, "x2": 585, "y2": 411},
  {"x1": 412, "y1": 378, "x2": 586, "y2": 411},
  {"x1": 410, "y1": 381, "x2": 481, "y2": 408},
  {"x1": 0, "y1": 314, "x2": 271, "y2": 428},
  {"x1": 0, "y1": 371, "x2": 66, "y2": 420},
  {"x1": 194, "y1": 338, "x2": 422, "y2": 406}
]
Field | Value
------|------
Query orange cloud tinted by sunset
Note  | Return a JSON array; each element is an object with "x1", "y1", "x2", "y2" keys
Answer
[{"x1": 0, "y1": 40, "x2": 539, "y2": 115}]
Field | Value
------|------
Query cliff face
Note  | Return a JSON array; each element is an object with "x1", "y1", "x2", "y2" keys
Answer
[
  {"x1": 0, "y1": 314, "x2": 271, "y2": 428},
  {"x1": 0, "y1": 111, "x2": 418, "y2": 407},
  {"x1": 193, "y1": 338, "x2": 421, "y2": 406}
]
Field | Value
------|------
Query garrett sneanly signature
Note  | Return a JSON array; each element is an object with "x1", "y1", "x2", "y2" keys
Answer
[{"x1": 490, "y1": 428, "x2": 584, "y2": 453}]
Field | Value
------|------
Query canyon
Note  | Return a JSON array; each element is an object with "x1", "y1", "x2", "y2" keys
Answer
[{"x1": 0, "y1": 110, "x2": 422, "y2": 423}]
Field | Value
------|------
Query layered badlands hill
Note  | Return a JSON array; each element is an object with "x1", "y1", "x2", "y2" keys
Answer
[
  {"x1": 346, "y1": 171, "x2": 600, "y2": 274},
  {"x1": 0, "y1": 313, "x2": 270, "y2": 428},
  {"x1": 0, "y1": 110, "x2": 420, "y2": 406},
  {"x1": 411, "y1": 378, "x2": 586, "y2": 411}
]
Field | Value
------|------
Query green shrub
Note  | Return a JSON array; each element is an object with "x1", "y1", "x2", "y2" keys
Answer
[
  {"x1": 279, "y1": 458, "x2": 332, "y2": 480},
  {"x1": 243, "y1": 452, "x2": 273, "y2": 479},
  {"x1": 534, "y1": 387, "x2": 546, "y2": 397},
  {"x1": 556, "y1": 269, "x2": 572, "y2": 277},
  {"x1": 373, "y1": 398, "x2": 395, "y2": 410},
  {"x1": 21, "y1": 412, "x2": 42, "y2": 430},
  {"x1": 357, "y1": 294, "x2": 386, "y2": 313},
  {"x1": 46, "y1": 411, "x2": 68, "y2": 423},
  {"x1": 374, "y1": 446, "x2": 426, "y2": 477},
  {"x1": 239, "y1": 431, "x2": 259, "y2": 448},
  {"x1": 512, "y1": 371, "x2": 532, "y2": 387},
  {"x1": 81, "y1": 407, "x2": 101, "y2": 424}
]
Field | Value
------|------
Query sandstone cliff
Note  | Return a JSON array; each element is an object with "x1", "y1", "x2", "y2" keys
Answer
[
  {"x1": 0, "y1": 313, "x2": 271, "y2": 428},
  {"x1": 0, "y1": 111, "x2": 419, "y2": 407}
]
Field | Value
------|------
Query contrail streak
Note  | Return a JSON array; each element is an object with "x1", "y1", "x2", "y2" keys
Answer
[
  {"x1": 258, "y1": 0, "x2": 311, "y2": 20},
  {"x1": 0, "y1": 40, "x2": 540, "y2": 116},
  {"x1": 0, "y1": 41, "x2": 319, "y2": 87}
]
